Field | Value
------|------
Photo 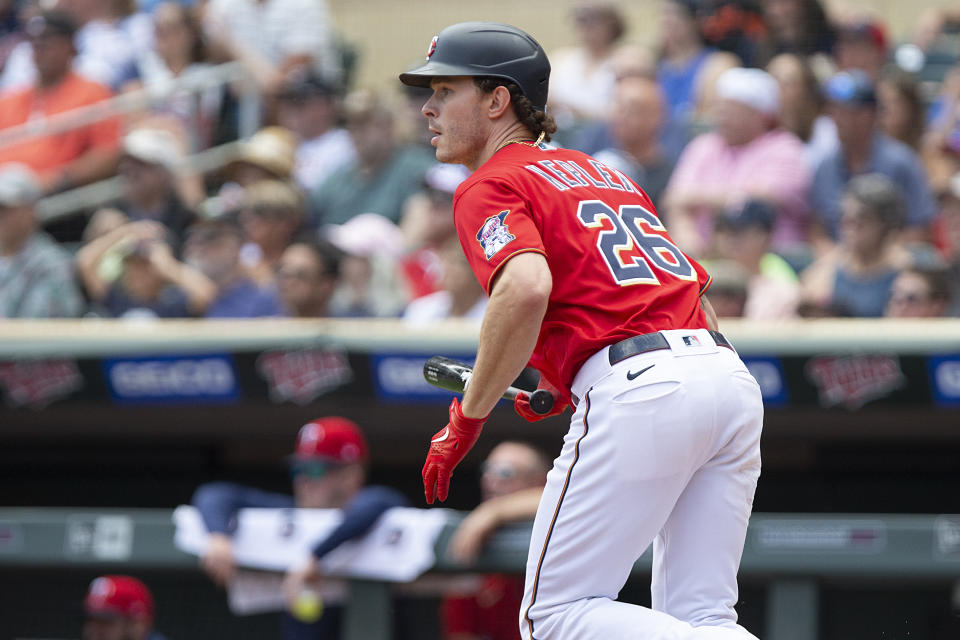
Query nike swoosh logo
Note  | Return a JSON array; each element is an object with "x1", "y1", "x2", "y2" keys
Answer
[
  {"x1": 431, "y1": 427, "x2": 450, "y2": 443},
  {"x1": 626, "y1": 365, "x2": 655, "y2": 381}
]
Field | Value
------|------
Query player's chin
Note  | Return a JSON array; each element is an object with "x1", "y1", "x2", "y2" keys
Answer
[{"x1": 434, "y1": 145, "x2": 458, "y2": 165}]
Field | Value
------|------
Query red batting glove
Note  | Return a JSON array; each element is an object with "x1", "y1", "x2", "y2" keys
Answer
[
  {"x1": 514, "y1": 375, "x2": 570, "y2": 422},
  {"x1": 422, "y1": 397, "x2": 486, "y2": 504}
]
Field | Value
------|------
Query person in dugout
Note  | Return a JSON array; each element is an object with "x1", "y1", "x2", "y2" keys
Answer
[
  {"x1": 191, "y1": 416, "x2": 407, "y2": 639},
  {"x1": 82, "y1": 574, "x2": 168, "y2": 640}
]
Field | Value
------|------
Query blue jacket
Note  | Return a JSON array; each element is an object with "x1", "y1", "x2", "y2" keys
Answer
[{"x1": 191, "y1": 482, "x2": 409, "y2": 559}]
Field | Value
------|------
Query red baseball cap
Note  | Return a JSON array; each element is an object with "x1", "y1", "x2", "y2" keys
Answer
[
  {"x1": 84, "y1": 575, "x2": 154, "y2": 620},
  {"x1": 293, "y1": 417, "x2": 368, "y2": 463}
]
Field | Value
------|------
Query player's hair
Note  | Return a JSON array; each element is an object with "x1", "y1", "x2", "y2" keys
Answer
[{"x1": 474, "y1": 78, "x2": 558, "y2": 142}]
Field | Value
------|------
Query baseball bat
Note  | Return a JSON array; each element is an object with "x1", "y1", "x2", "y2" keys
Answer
[{"x1": 423, "y1": 356, "x2": 555, "y2": 415}]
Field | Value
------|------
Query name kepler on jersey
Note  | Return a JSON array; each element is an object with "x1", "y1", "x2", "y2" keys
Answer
[
  {"x1": 525, "y1": 158, "x2": 641, "y2": 194},
  {"x1": 476, "y1": 210, "x2": 516, "y2": 260}
]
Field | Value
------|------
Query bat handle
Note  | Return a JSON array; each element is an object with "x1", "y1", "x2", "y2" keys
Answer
[{"x1": 528, "y1": 389, "x2": 555, "y2": 415}]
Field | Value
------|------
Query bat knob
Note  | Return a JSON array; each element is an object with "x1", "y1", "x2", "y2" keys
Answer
[{"x1": 528, "y1": 389, "x2": 555, "y2": 415}]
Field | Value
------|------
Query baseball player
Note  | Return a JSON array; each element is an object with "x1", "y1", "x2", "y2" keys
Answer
[{"x1": 400, "y1": 22, "x2": 763, "y2": 640}]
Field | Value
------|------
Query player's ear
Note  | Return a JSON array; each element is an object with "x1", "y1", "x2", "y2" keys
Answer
[{"x1": 487, "y1": 85, "x2": 513, "y2": 120}]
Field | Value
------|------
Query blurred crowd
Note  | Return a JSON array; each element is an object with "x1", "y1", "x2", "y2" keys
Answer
[{"x1": 1, "y1": 0, "x2": 959, "y2": 321}]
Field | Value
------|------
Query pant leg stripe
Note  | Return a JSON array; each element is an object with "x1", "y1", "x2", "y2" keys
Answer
[{"x1": 523, "y1": 389, "x2": 593, "y2": 640}]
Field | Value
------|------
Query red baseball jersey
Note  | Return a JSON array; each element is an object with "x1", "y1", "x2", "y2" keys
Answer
[{"x1": 453, "y1": 143, "x2": 712, "y2": 394}]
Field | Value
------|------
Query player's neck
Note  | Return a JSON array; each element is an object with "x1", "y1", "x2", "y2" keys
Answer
[{"x1": 474, "y1": 123, "x2": 538, "y2": 170}]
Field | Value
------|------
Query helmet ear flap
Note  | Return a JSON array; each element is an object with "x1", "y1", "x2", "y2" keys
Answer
[{"x1": 398, "y1": 21, "x2": 551, "y2": 113}]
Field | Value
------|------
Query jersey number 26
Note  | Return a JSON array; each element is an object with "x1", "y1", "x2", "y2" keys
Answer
[{"x1": 577, "y1": 200, "x2": 695, "y2": 286}]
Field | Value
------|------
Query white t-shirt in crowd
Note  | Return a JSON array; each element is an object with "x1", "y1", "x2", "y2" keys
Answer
[
  {"x1": 294, "y1": 128, "x2": 355, "y2": 191},
  {"x1": 402, "y1": 291, "x2": 487, "y2": 325},
  {"x1": 548, "y1": 46, "x2": 617, "y2": 122}
]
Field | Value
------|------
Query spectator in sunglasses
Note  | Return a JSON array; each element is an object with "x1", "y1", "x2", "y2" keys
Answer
[
  {"x1": 883, "y1": 266, "x2": 953, "y2": 318},
  {"x1": 191, "y1": 416, "x2": 407, "y2": 639}
]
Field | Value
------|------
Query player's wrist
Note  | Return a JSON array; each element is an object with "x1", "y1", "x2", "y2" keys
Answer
[{"x1": 450, "y1": 397, "x2": 488, "y2": 429}]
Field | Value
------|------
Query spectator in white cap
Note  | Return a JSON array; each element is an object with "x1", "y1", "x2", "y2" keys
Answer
[
  {"x1": 112, "y1": 128, "x2": 195, "y2": 246},
  {"x1": 662, "y1": 66, "x2": 811, "y2": 257},
  {"x1": 0, "y1": 163, "x2": 85, "y2": 317},
  {"x1": 322, "y1": 212, "x2": 410, "y2": 317}
]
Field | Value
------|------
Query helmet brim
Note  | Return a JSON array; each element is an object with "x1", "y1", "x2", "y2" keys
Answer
[{"x1": 400, "y1": 61, "x2": 480, "y2": 88}]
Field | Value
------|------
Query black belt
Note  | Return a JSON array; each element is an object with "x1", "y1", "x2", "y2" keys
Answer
[
  {"x1": 570, "y1": 330, "x2": 734, "y2": 407},
  {"x1": 607, "y1": 330, "x2": 733, "y2": 365}
]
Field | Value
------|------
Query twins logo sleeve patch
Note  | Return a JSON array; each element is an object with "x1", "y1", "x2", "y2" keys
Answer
[{"x1": 476, "y1": 210, "x2": 516, "y2": 260}]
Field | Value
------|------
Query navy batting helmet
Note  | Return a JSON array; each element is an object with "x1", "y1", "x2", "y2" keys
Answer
[{"x1": 399, "y1": 22, "x2": 551, "y2": 112}]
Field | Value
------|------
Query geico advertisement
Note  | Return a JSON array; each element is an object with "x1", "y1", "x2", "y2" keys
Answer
[{"x1": 102, "y1": 354, "x2": 240, "y2": 404}]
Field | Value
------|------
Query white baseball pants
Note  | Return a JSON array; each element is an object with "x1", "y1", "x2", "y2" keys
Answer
[{"x1": 520, "y1": 329, "x2": 763, "y2": 640}]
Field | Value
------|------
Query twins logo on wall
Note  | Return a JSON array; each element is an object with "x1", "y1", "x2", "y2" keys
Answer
[
  {"x1": 804, "y1": 355, "x2": 905, "y2": 410},
  {"x1": 0, "y1": 360, "x2": 83, "y2": 409},
  {"x1": 257, "y1": 347, "x2": 353, "y2": 405}
]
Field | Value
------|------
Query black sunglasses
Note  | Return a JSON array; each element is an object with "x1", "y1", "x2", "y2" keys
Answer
[{"x1": 290, "y1": 460, "x2": 343, "y2": 479}]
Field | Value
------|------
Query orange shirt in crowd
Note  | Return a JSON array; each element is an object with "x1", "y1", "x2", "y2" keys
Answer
[{"x1": 0, "y1": 71, "x2": 120, "y2": 181}]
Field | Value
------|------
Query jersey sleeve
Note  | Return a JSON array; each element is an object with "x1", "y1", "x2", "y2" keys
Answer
[
  {"x1": 453, "y1": 178, "x2": 546, "y2": 294},
  {"x1": 692, "y1": 255, "x2": 712, "y2": 296}
]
